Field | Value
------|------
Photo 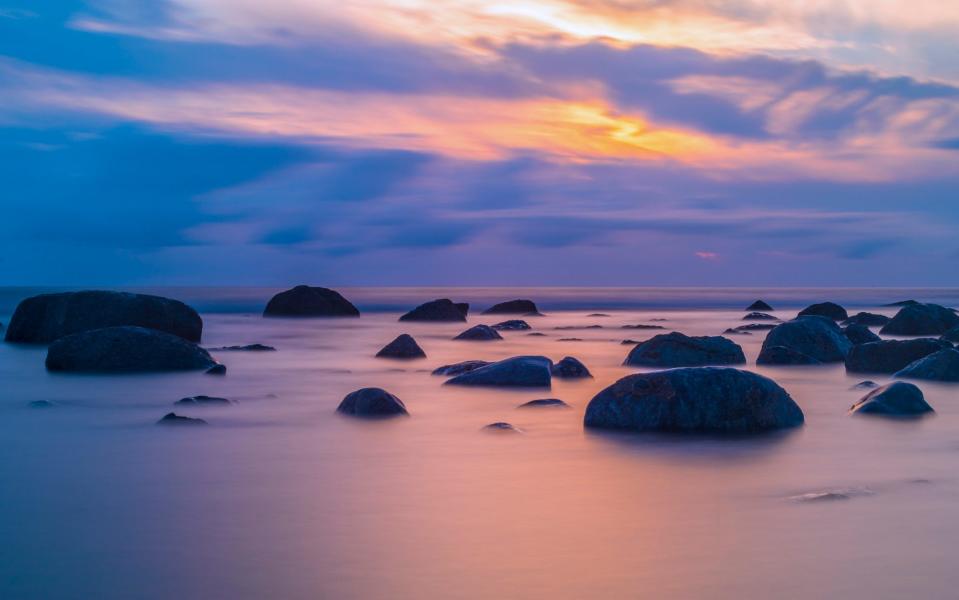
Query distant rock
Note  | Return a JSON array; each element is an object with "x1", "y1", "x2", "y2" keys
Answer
[
  {"x1": 28, "y1": 400, "x2": 55, "y2": 408},
  {"x1": 584, "y1": 367, "x2": 804, "y2": 434},
  {"x1": 850, "y1": 380, "x2": 879, "y2": 390},
  {"x1": 558, "y1": 338, "x2": 583, "y2": 342},
  {"x1": 45, "y1": 326, "x2": 217, "y2": 373},
  {"x1": 729, "y1": 323, "x2": 777, "y2": 332},
  {"x1": 621, "y1": 339, "x2": 642, "y2": 344},
  {"x1": 746, "y1": 300, "x2": 774, "y2": 311},
  {"x1": 527, "y1": 332, "x2": 547, "y2": 337},
  {"x1": 445, "y1": 355, "x2": 553, "y2": 388},
  {"x1": 551, "y1": 356, "x2": 592, "y2": 379},
  {"x1": 625, "y1": 332, "x2": 746, "y2": 367},
  {"x1": 759, "y1": 316, "x2": 852, "y2": 363},
  {"x1": 209, "y1": 344, "x2": 276, "y2": 352},
  {"x1": 798, "y1": 302, "x2": 848, "y2": 321},
  {"x1": 723, "y1": 329, "x2": 752, "y2": 336},
  {"x1": 176, "y1": 395, "x2": 233, "y2": 406},
  {"x1": 399, "y1": 299, "x2": 468, "y2": 322},
  {"x1": 884, "y1": 299, "x2": 920, "y2": 307},
  {"x1": 453, "y1": 324, "x2": 503, "y2": 341},
  {"x1": 491, "y1": 319, "x2": 531, "y2": 331},
  {"x1": 336, "y1": 387, "x2": 409, "y2": 417},
  {"x1": 895, "y1": 348, "x2": 959, "y2": 382},
  {"x1": 482, "y1": 299, "x2": 540, "y2": 315},
  {"x1": 843, "y1": 324, "x2": 881, "y2": 345},
  {"x1": 518, "y1": 398, "x2": 569, "y2": 409},
  {"x1": 588, "y1": 313, "x2": 611, "y2": 317},
  {"x1": 432, "y1": 360, "x2": 490, "y2": 376},
  {"x1": 743, "y1": 312, "x2": 779, "y2": 321},
  {"x1": 205, "y1": 364, "x2": 227, "y2": 375},
  {"x1": 842, "y1": 312, "x2": 891, "y2": 327},
  {"x1": 880, "y1": 303, "x2": 959, "y2": 336},
  {"x1": 376, "y1": 334, "x2": 426, "y2": 359},
  {"x1": 845, "y1": 338, "x2": 949, "y2": 374},
  {"x1": 157, "y1": 412, "x2": 208, "y2": 426},
  {"x1": 555, "y1": 325, "x2": 603, "y2": 330},
  {"x1": 263, "y1": 285, "x2": 359, "y2": 317},
  {"x1": 482, "y1": 422, "x2": 522, "y2": 433},
  {"x1": 850, "y1": 382, "x2": 932, "y2": 416},
  {"x1": 756, "y1": 346, "x2": 821, "y2": 365},
  {"x1": 621, "y1": 324, "x2": 666, "y2": 330},
  {"x1": 5, "y1": 290, "x2": 203, "y2": 343}
]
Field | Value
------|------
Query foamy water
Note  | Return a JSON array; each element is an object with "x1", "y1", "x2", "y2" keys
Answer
[{"x1": 2, "y1": 288, "x2": 958, "y2": 599}]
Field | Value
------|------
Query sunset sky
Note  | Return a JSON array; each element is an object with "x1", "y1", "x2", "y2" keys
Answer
[{"x1": 2, "y1": 0, "x2": 958, "y2": 285}]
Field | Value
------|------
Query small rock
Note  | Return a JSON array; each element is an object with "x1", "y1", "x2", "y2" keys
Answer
[
  {"x1": 175, "y1": 395, "x2": 233, "y2": 406},
  {"x1": 555, "y1": 325, "x2": 603, "y2": 330},
  {"x1": 621, "y1": 324, "x2": 666, "y2": 330},
  {"x1": 28, "y1": 400, "x2": 55, "y2": 408},
  {"x1": 588, "y1": 313, "x2": 611, "y2": 317},
  {"x1": 518, "y1": 398, "x2": 569, "y2": 409},
  {"x1": 743, "y1": 312, "x2": 779, "y2": 321},
  {"x1": 729, "y1": 323, "x2": 777, "y2": 332},
  {"x1": 527, "y1": 332, "x2": 547, "y2": 337},
  {"x1": 209, "y1": 344, "x2": 276, "y2": 351},
  {"x1": 336, "y1": 388, "x2": 409, "y2": 417},
  {"x1": 482, "y1": 422, "x2": 522, "y2": 433},
  {"x1": 881, "y1": 303, "x2": 959, "y2": 336},
  {"x1": 491, "y1": 319, "x2": 531, "y2": 331},
  {"x1": 453, "y1": 325, "x2": 503, "y2": 341},
  {"x1": 850, "y1": 380, "x2": 879, "y2": 390},
  {"x1": 376, "y1": 334, "x2": 427, "y2": 359},
  {"x1": 760, "y1": 316, "x2": 852, "y2": 363},
  {"x1": 850, "y1": 382, "x2": 932, "y2": 416},
  {"x1": 558, "y1": 337, "x2": 583, "y2": 342},
  {"x1": 895, "y1": 348, "x2": 959, "y2": 382},
  {"x1": 399, "y1": 299, "x2": 468, "y2": 322},
  {"x1": 746, "y1": 300, "x2": 774, "y2": 311},
  {"x1": 445, "y1": 356, "x2": 553, "y2": 388},
  {"x1": 798, "y1": 302, "x2": 848, "y2": 321},
  {"x1": 842, "y1": 312, "x2": 891, "y2": 327},
  {"x1": 432, "y1": 360, "x2": 491, "y2": 376},
  {"x1": 551, "y1": 356, "x2": 592, "y2": 379},
  {"x1": 157, "y1": 412, "x2": 208, "y2": 426},
  {"x1": 625, "y1": 332, "x2": 746, "y2": 367}
]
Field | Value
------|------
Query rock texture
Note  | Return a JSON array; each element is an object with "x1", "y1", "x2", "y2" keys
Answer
[
  {"x1": 263, "y1": 285, "x2": 359, "y2": 317},
  {"x1": 445, "y1": 356, "x2": 553, "y2": 388},
  {"x1": 895, "y1": 349, "x2": 959, "y2": 382},
  {"x1": 336, "y1": 388, "x2": 409, "y2": 417},
  {"x1": 625, "y1": 332, "x2": 746, "y2": 367},
  {"x1": 798, "y1": 302, "x2": 848, "y2": 321},
  {"x1": 845, "y1": 338, "x2": 949, "y2": 374},
  {"x1": 759, "y1": 316, "x2": 852, "y2": 363},
  {"x1": 880, "y1": 303, "x2": 959, "y2": 336},
  {"x1": 45, "y1": 326, "x2": 217, "y2": 373},
  {"x1": 399, "y1": 299, "x2": 468, "y2": 322},
  {"x1": 375, "y1": 334, "x2": 426, "y2": 359},
  {"x1": 850, "y1": 382, "x2": 932, "y2": 416}
]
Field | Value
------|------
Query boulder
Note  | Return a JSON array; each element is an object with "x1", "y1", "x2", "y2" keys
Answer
[
  {"x1": 624, "y1": 332, "x2": 746, "y2": 368},
  {"x1": 845, "y1": 338, "x2": 949, "y2": 374},
  {"x1": 895, "y1": 349, "x2": 959, "y2": 382},
  {"x1": 205, "y1": 364, "x2": 227, "y2": 375},
  {"x1": 375, "y1": 334, "x2": 426, "y2": 359},
  {"x1": 842, "y1": 312, "x2": 891, "y2": 327},
  {"x1": 491, "y1": 320, "x2": 531, "y2": 331},
  {"x1": 760, "y1": 316, "x2": 852, "y2": 363},
  {"x1": 743, "y1": 312, "x2": 778, "y2": 321},
  {"x1": 551, "y1": 356, "x2": 592, "y2": 379},
  {"x1": 431, "y1": 360, "x2": 490, "y2": 376},
  {"x1": 209, "y1": 344, "x2": 276, "y2": 351},
  {"x1": 445, "y1": 356, "x2": 553, "y2": 388},
  {"x1": 175, "y1": 395, "x2": 233, "y2": 406},
  {"x1": 336, "y1": 387, "x2": 408, "y2": 417},
  {"x1": 756, "y1": 346, "x2": 821, "y2": 365},
  {"x1": 45, "y1": 326, "x2": 217, "y2": 373},
  {"x1": 453, "y1": 325, "x2": 503, "y2": 341},
  {"x1": 482, "y1": 422, "x2": 522, "y2": 433},
  {"x1": 880, "y1": 303, "x2": 959, "y2": 336},
  {"x1": 746, "y1": 300, "x2": 774, "y2": 311},
  {"x1": 482, "y1": 299, "x2": 540, "y2": 315},
  {"x1": 399, "y1": 299, "x2": 468, "y2": 322},
  {"x1": 843, "y1": 324, "x2": 881, "y2": 345},
  {"x1": 850, "y1": 382, "x2": 932, "y2": 416},
  {"x1": 584, "y1": 367, "x2": 804, "y2": 434},
  {"x1": 156, "y1": 412, "x2": 208, "y2": 426},
  {"x1": 518, "y1": 398, "x2": 569, "y2": 409},
  {"x1": 5, "y1": 290, "x2": 203, "y2": 343},
  {"x1": 798, "y1": 302, "x2": 848, "y2": 321},
  {"x1": 263, "y1": 285, "x2": 359, "y2": 317},
  {"x1": 728, "y1": 323, "x2": 777, "y2": 333},
  {"x1": 941, "y1": 327, "x2": 959, "y2": 344}
]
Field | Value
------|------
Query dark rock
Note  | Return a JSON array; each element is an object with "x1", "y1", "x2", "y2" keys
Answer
[
  {"x1": 584, "y1": 367, "x2": 804, "y2": 434},
  {"x1": 555, "y1": 325, "x2": 603, "y2": 330},
  {"x1": 28, "y1": 400, "x2": 55, "y2": 408},
  {"x1": 491, "y1": 319, "x2": 531, "y2": 331},
  {"x1": 588, "y1": 313, "x2": 611, "y2": 317},
  {"x1": 453, "y1": 325, "x2": 503, "y2": 341},
  {"x1": 625, "y1": 332, "x2": 746, "y2": 367},
  {"x1": 445, "y1": 355, "x2": 553, "y2": 388},
  {"x1": 336, "y1": 387, "x2": 408, "y2": 417},
  {"x1": 760, "y1": 316, "x2": 852, "y2": 363},
  {"x1": 851, "y1": 380, "x2": 879, "y2": 390},
  {"x1": 730, "y1": 323, "x2": 777, "y2": 332},
  {"x1": 482, "y1": 299, "x2": 539, "y2": 315},
  {"x1": 723, "y1": 329, "x2": 752, "y2": 336},
  {"x1": 209, "y1": 344, "x2": 276, "y2": 352},
  {"x1": 518, "y1": 398, "x2": 569, "y2": 409},
  {"x1": 558, "y1": 338, "x2": 583, "y2": 342},
  {"x1": 482, "y1": 422, "x2": 522, "y2": 433},
  {"x1": 880, "y1": 303, "x2": 959, "y2": 336},
  {"x1": 743, "y1": 312, "x2": 779, "y2": 321},
  {"x1": 845, "y1": 338, "x2": 949, "y2": 374},
  {"x1": 527, "y1": 332, "x2": 547, "y2": 337},
  {"x1": 176, "y1": 395, "x2": 233, "y2": 406},
  {"x1": 263, "y1": 285, "x2": 359, "y2": 317},
  {"x1": 399, "y1": 299, "x2": 468, "y2": 322},
  {"x1": 746, "y1": 300, "x2": 774, "y2": 311},
  {"x1": 5, "y1": 290, "x2": 203, "y2": 343},
  {"x1": 895, "y1": 349, "x2": 959, "y2": 382},
  {"x1": 621, "y1": 324, "x2": 666, "y2": 330},
  {"x1": 454, "y1": 303, "x2": 470, "y2": 317},
  {"x1": 884, "y1": 299, "x2": 920, "y2": 307},
  {"x1": 843, "y1": 324, "x2": 881, "y2": 345},
  {"x1": 621, "y1": 339, "x2": 642, "y2": 344},
  {"x1": 850, "y1": 382, "x2": 932, "y2": 416},
  {"x1": 941, "y1": 327, "x2": 959, "y2": 344},
  {"x1": 45, "y1": 326, "x2": 217, "y2": 373},
  {"x1": 843, "y1": 312, "x2": 891, "y2": 327},
  {"x1": 376, "y1": 334, "x2": 426, "y2": 359},
  {"x1": 798, "y1": 302, "x2": 848, "y2": 321},
  {"x1": 432, "y1": 360, "x2": 491, "y2": 376},
  {"x1": 157, "y1": 412, "x2": 208, "y2": 426},
  {"x1": 756, "y1": 346, "x2": 822, "y2": 365},
  {"x1": 205, "y1": 364, "x2": 227, "y2": 375},
  {"x1": 551, "y1": 356, "x2": 592, "y2": 379}
]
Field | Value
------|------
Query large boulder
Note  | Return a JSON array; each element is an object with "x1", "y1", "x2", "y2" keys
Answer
[
  {"x1": 845, "y1": 338, "x2": 949, "y2": 374},
  {"x1": 880, "y1": 303, "x2": 959, "y2": 336},
  {"x1": 843, "y1": 324, "x2": 881, "y2": 345},
  {"x1": 798, "y1": 302, "x2": 848, "y2": 321},
  {"x1": 895, "y1": 349, "x2": 959, "y2": 382},
  {"x1": 756, "y1": 346, "x2": 821, "y2": 365},
  {"x1": 263, "y1": 285, "x2": 359, "y2": 317},
  {"x1": 5, "y1": 290, "x2": 203, "y2": 343},
  {"x1": 431, "y1": 360, "x2": 490, "y2": 376},
  {"x1": 482, "y1": 299, "x2": 540, "y2": 315},
  {"x1": 45, "y1": 326, "x2": 217, "y2": 373},
  {"x1": 551, "y1": 356, "x2": 592, "y2": 379},
  {"x1": 625, "y1": 332, "x2": 745, "y2": 368},
  {"x1": 584, "y1": 367, "x2": 804, "y2": 434},
  {"x1": 336, "y1": 388, "x2": 408, "y2": 417},
  {"x1": 843, "y1": 312, "x2": 891, "y2": 327},
  {"x1": 746, "y1": 300, "x2": 774, "y2": 311},
  {"x1": 399, "y1": 299, "x2": 468, "y2": 322},
  {"x1": 850, "y1": 382, "x2": 932, "y2": 416},
  {"x1": 453, "y1": 325, "x2": 503, "y2": 341},
  {"x1": 759, "y1": 316, "x2": 852, "y2": 363},
  {"x1": 445, "y1": 355, "x2": 552, "y2": 388},
  {"x1": 375, "y1": 334, "x2": 426, "y2": 359}
]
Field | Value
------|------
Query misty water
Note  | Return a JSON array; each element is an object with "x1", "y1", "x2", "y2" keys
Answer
[{"x1": 3, "y1": 287, "x2": 959, "y2": 599}]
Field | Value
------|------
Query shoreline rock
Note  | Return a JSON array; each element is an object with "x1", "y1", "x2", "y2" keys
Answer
[
  {"x1": 625, "y1": 332, "x2": 746, "y2": 368},
  {"x1": 399, "y1": 299, "x2": 468, "y2": 322},
  {"x1": 453, "y1": 324, "x2": 503, "y2": 341},
  {"x1": 336, "y1": 388, "x2": 409, "y2": 417},
  {"x1": 482, "y1": 299, "x2": 540, "y2": 315},
  {"x1": 157, "y1": 412, "x2": 208, "y2": 426},
  {"x1": 798, "y1": 302, "x2": 848, "y2": 321},
  {"x1": 376, "y1": 334, "x2": 427, "y2": 359},
  {"x1": 746, "y1": 300, "x2": 774, "y2": 311},
  {"x1": 850, "y1": 382, "x2": 932, "y2": 416},
  {"x1": 759, "y1": 316, "x2": 851, "y2": 364},
  {"x1": 880, "y1": 303, "x2": 959, "y2": 336},
  {"x1": 46, "y1": 326, "x2": 217, "y2": 373},
  {"x1": 551, "y1": 356, "x2": 592, "y2": 379},
  {"x1": 895, "y1": 348, "x2": 959, "y2": 382},
  {"x1": 845, "y1": 338, "x2": 949, "y2": 374},
  {"x1": 263, "y1": 285, "x2": 359, "y2": 317},
  {"x1": 445, "y1": 356, "x2": 553, "y2": 388}
]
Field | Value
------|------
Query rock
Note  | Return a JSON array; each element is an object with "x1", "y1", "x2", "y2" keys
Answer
[
  {"x1": 843, "y1": 312, "x2": 891, "y2": 327},
  {"x1": 375, "y1": 334, "x2": 426, "y2": 359},
  {"x1": 551, "y1": 356, "x2": 592, "y2": 379},
  {"x1": 491, "y1": 319, "x2": 531, "y2": 331},
  {"x1": 45, "y1": 326, "x2": 217, "y2": 373},
  {"x1": 209, "y1": 344, "x2": 276, "y2": 351},
  {"x1": 621, "y1": 324, "x2": 666, "y2": 330},
  {"x1": 884, "y1": 299, "x2": 920, "y2": 307},
  {"x1": 5, "y1": 290, "x2": 203, "y2": 343},
  {"x1": 399, "y1": 299, "x2": 468, "y2": 322},
  {"x1": 556, "y1": 325, "x2": 603, "y2": 330},
  {"x1": 482, "y1": 299, "x2": 540, "y2": 315},
  {"x1": 336, "y1": 387, "x2": 408, "y2": 417},
  {"x1": 729, "y1": 323, "x2": 777, "y2": 332},
  {"x1": 895, "y1": 349, "x2": 959, "y2": 382},
  {"x1": 445, "y1": 356, "x2": 553, "y2": 388},
  {"x1": 743, "y1": 312, "x2": 778, "y2": 321},
  {"x1": 584, "y1": 367, "x2": 804, "y2": 434},
  {"x1": 756, "y1": 346, "x2": 821, "y2": 365},
  {"x1": 175, "y1": 395, "x2": 233, "y2": 406},
  {"x1": 431, "y1": 360, "x2": 491, "y2": 376},
  {"x1": 558, "y1": 338, "x2": 583, "y2": 342},
  {"x1": 453, "y1": 325, "x2": 503, "y2": 341},
  {"x1": 588, "y1": 313, "x2": 611, "y2": 317},
  {"x1": 28, "y1": 400, "x2": 55, "y2": 408},
  {"x1": 760, "y1": 316, "x2": 852, "y2": 363},
  {"x1": 622, "y1": 339, "x2": 642, "y2": 344},
  {"x1": 850, "y1": 382, "x2": 932, "y2": 416},
  {"x1": 746, "y1": 300, "x2": 774, "y2": 311},
  {"x1": 527, "y1": 332, "x2": 547, "y2": 337},
  {"x1": 941, "y1": 327, "x2": 959, "y2": 344},
  {"x1": 205, "y1": 364, "x2": 227, "y2": 375},
  {"x1": 263, "y1": 285, "x2": 359, "y2": 317},
  {"x1": 624, "y1": 332, "x2": 746, "y2": 368},
  {"x1": 880, "y1": 303, "x2": 959, "y2": 336},
  {"x1": 843, "y1": 324, "x2": 881, "y2": 345},
  {"x1": 851, "y1": 380, "x2": 879, "y2": 390},
  {"x1": 845, "y1": 338, "x2": 949, "y2": 374},
  {"x1": 482, "y1": 422, "x2": 522, "y2": 433},
  {"x1": 517, "y1": 398, "x2": 569, "y2": 409},
  {"x1": 723, "y1": 329, "x2": 752, "y2": 336},
  {"x1": 798, "y1": 302, "x2": 848, "y2": 321},
  {"x1": 157, "y1": 412, "x2": 208, "y2": 426}
]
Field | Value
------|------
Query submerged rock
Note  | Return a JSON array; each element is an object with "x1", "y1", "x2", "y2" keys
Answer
[
  {"x1": 843, "y1": 324, "x2": 881, "y2": 345},
  {"x1": 263, "y1": 285, "x2": 359, "y2": 317},
  {"x1": 205, "y1": 364, "x2": 227, "y2": 375},
  {"x1": 880, "y1": 303, "x2": 959, "y2": 336},
  {"x1": 746, "y1": 300, "x2": 774, "y2": 311},
  {"x1": 209, "y1": 344, "x2": 276, "y2": 352},
  {"x1": 756, "y1": 346, "x2": 821, "y2": 365},
  {"x1": 432, "y1": 360, "x2": 491, "y2": 376},
  {"x1": 518, "y1": 398, "x2": 569, "y2": 409},
  {"x1": 843, "y1": 312, "x2": 891, "y2": 327},
  {"x1": 729, "y1": 323, "x2": 777, "y2": 332},
  {"x1": 482, "y1": 299, "x2": 540, "y2": 315},
  {"x1": 851, "y1": 380, "x2": 879, "y2": 390},
  {"x1": 175, "y1": 395, "x2": 233, "y2": 406},
  {"x1": 453, "y1": 324, "x2": 503, "y2": 341},
  {"x1": 895, "y1": 348, "x2": 959, "y2": 382},
  {"x1": 621, "y1": 324, "x2": 666, "y2": 330},
  {"x1": 551, "y1": 356, "x2": 593, "y2": 379},
  {"x1": 399, "y1": 299, "x2": 468, "y2": 322},
  {"x1": 445, "y1": 355, "x2": 553, "y2": 388},
  {"x1": 723, "y1": 329, "x2": 752, "y2": 336},
  {"x1": 45, "y1": 326, "x2": 217, "y2": 373},
  {"x1": 156, "y1": 412, "x2": 208, "y2": 426},
  {"x1": 584, "y1": 367, "x2": 804, "y2": 434},
  {"x1": 28, "y1": 400, "x2": 55, "y2": 408},
  {"x1": 336, "y1": 387, "x2": 409, "y2": 417},
  {"x1": 491, "y1": 319, "x2": 531, "y2": 331},
  {"x1": 845, "y1": 338, "x2": 949, "y2": 374},
  {"x1": 798, "y1": 302, "x2": 848, "y2": 321},
  {"x1": 743, "y1": 312, "x2": 779, "y2": 321},
  {"x1": 482, "y1": 422, "x2": 523, "y2": 433},
  {"x1": 759, "y1": 316, "x2": 851, "y2": 363},
  {"x1": 850, "y1": 382, "x2": 932, "y2": 416},
  {"x1": 376, "y1": 334, "x2": 426, "y2": 359},
  {"x1": 5, "y1": 290, "x2": 203, "y2": 343},
  {"x1": 624, "y1": 332, "x2": 746, "y2": 368},
  {"x1": 884, "y1": 299, "x2": 921, "y2": 307}
]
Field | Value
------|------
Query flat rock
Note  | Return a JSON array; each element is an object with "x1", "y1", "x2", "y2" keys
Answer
[
  {"x1": 843, "y1": 324, "x2": 881, "y2": 345},
  {"x1": 399, "y1": 299, "x2": 468, "y2": 322},
  {"x1": 376, "y1": 334, "x2": 426, "y2": 359},
  {"x1": 263, "y1": 285, "x2": 359, "y2": 317},
  {"x1": 756, "y1": 346, "x2": 822, "y2": 365},
  {"x1": 517, "y1": 398, "x2": 569, "y2": 409},
  {"x1": 621, "y1": 324, "x2": 666, "y2": 330},
  {"x1": 175, "y1": 395, "x2": 233, "y2": 406},
  {"x1": 336, "y1": 387, "x2": 408, "y2": 417},
  {"x1": 729, "y1": 323, "x2": 777, "y2": 332},
  {"x1": 482, "y1": 422, "x2": 523, "y2": 433},
  {"x1": 843, "y1": 312, "x2": 891, "y2": 327},
  {"x1": 551, "y1": 356, "x2": 592, "y2": 379},
  {"x1": 798, "y1": 302, "x2": 848, "y2": 321},
  {"x1": 45, "y1": 326, "x2": 217, "y2": 373},
  {"x1": 746, "y1": 300, "x2": 774, "y2": 311},
  {"x1": 491, "y1": 319, "x2": 531, "y2": 331},
  {"x1": 431, "y1": 360, "x2": 491, "y2": 376},
  {"x1": 625, "y1": 332, "x2": 746, "y2": 367},
  {"x1": 482, "y1": 299, "x2": 540, "y2": 315},
  {"x1": 453, "y1": 324, "x2": 503, "y2": 341},
  {"x1": 445, "y1": 355, "x2": 553, "y2": 388},
  {"x1": 880, "y1": 303, "x2": 959, "y2": 336},
  {"x1": 743, "y1": 312, "x2": 778, "y2": 321},
  {"x1": 850, "y1": 382, "x2": 932, "y2": 416},
  {"x1": 845, "y1": 338, "x2": 949, "y2": 374},
  {"x1": 895, "y1": 348, "x2": 959, "y2": 382},
  {"x1": 209, "y1": 344, "x2": 276, "y2": 352},
  {"x1": 759, "y1": 316, "x2": 852, "y2": 363},
  {"x1": 851, "y1": 380, "x2": 879, "y2": 390},
  {"x1": 157, "y1": 412, "x2": 208, "y2": 426}
]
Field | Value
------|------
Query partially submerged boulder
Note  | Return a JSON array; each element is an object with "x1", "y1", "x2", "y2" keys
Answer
[
  {"x1": 375, "y1": 334, "x2": 426, "y2": 359},
  {"x1": 45, "y1": 326, "x2": 217, "y2": 373},
  {"x1": 551, "y1": 356, "x2": 592, "y2": 379},
  {"x1": 263, "y1": 285, "x2": 359, "y2": 317},
  {"x1": 431, "y1": 360, "x2": 490, "y2": 377},
  {"x1": 743, "y1": 312, "x2": 778, "y2": 321},
  {"x1": 491, "y1": 320, "x2": 531, "y2": 331},
  {"x1": 205, "y1": 364, "x2": 226, "y2": 375},
  {"x1": 482, "y1": 299, "x2": 540, "y2": 315},
  {"x1": 728, "y1": 323, "x2": 777, "y2": 333},
  {"x1": 584, "y1": 367, "x2": 804, "y2": 434},
  {"x1": 880, "y1": 303, "x2": 959, "y2": 336},
  {"x1": 624, "y1": 332, "x2": 746, "y2": 368},
  {"x1": 518, "y1": 398, "x2": 569, "y2": 409},
  {"x1": 756, "y1": 346, "x2": 821, "y2": 365},
  {"x1": 483, "y1": 422, "x2": 522, "y2": 433},
  {"x1": 5, "y1": 290, "x2": 203, "y2": 343},
  {"x1": 453, "y1": 325, "x2": 503, "y2": 341},
  {"x1": 843, "y1": 312, "x2": 891, "y2": 327},
  {"x1": 746, "y1": 300, "x2": 774, "y2": 311},
  {"x1": 445, "y1": 356, "x2": 553, "y2": 388},
  {"x1": 850, "y1": 382, "x2": 932, "y2": 416},
  {"x1": 843, "y1": 324, "x2": 881, "y2": 345},
  {"x1": 336, "y1": 388, "x2": 408, "y2": 417},
  {"x1": 157, "y1": 412, "x2": 208, "y2": 426},
  {"x1": 209, "y1": 344, "x2": 276, "y2": 352},
  {"x1": 798, "y1": 302, "x2": 848, "y2": 321},
  {"x1": 399, "y1": 299, "x2": 468, "y2": 322},
  {"x1": 845, "y1": 338, "x2": 949, "y2": 374},
  {"x1": 895, "y1": 349, "x2": 959, "y2": 382},
  {"x1": 760, "y1": 316, "x2": 851, "y2": 363},
  {"x1": 175, "y1": 395, "x2": 233, "y2": 406}
]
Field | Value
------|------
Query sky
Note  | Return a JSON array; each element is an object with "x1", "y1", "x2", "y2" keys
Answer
[{"x1": 1, "y1": 0, "x2": 958, "y2": 286}]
